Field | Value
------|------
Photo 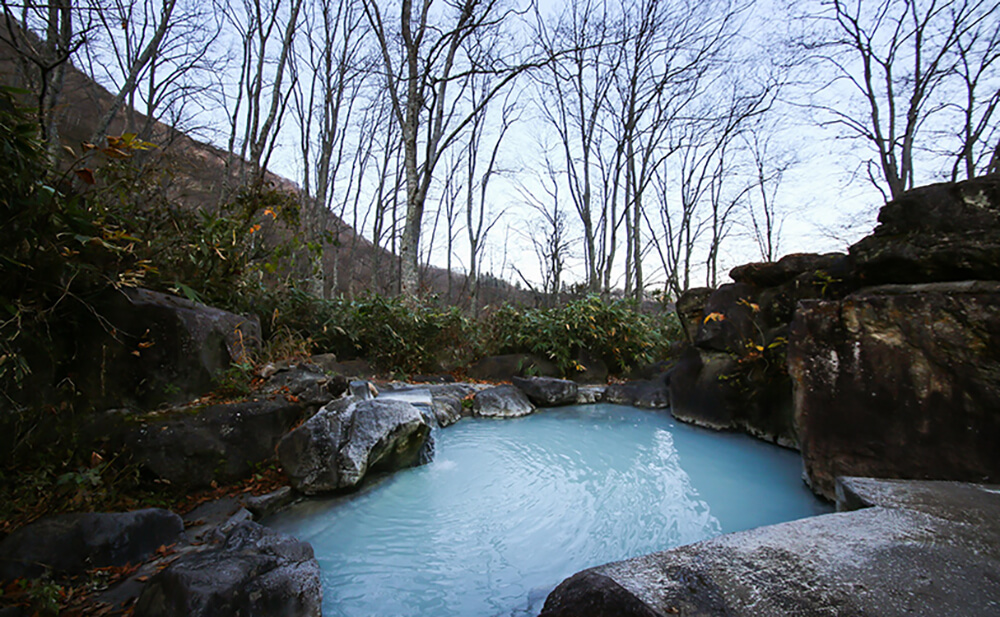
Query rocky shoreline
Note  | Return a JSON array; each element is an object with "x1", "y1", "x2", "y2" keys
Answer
[
  {"x1": 0, "y1": 373, "x2": 629, "y2": 616},
  {"x1": 3, "y1": 175, "x2": 999, "y2": 616}
]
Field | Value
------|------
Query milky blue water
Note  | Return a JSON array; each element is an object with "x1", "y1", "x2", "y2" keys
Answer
[{"x1": 265, "y1": 403, "x2": 831, "y2": 617}]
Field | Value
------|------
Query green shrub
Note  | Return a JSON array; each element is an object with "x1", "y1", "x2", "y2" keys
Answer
[
  {"x1": 481, "y1": 295, "x2": 682, "y2": 376},
  {"x1": 266, "y1": 292, "x2": 471, "y2": 375}
]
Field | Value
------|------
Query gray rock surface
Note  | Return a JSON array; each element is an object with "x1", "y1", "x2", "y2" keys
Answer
[
  {"x1": 850, "y1": 175, "x2": 1000, "y2": 285},
  {"x1": 0, "y1": 509, "x2": 183, "y2": 581},
  {"x1": 575, "y1": 385, "x2": 606, "y2": 404},
  {"x1": 181, "y1": 498, "x2": 254, "y2": 545},
  {"x1": 260, "y1": 366, "x2": 349, "y2": 407},
  {"x1": 604, "y1": 377, "x2": 670, "y2": 409},
  {"x1": 512, "y1": 376, "x2": 579, "y2": 406},
  {"x1": 375, "y1": 386, "x2": 439, "y2": 426},
  {"x1": 472, "y1": 385, "x2": 536, "y2": 418},
  {"x1": 123, "y1": 396, "x2": 311, "y2": 490},
  {"x1": 75, "y1": 288, "x2": 261, "y2": 410},
  {"x1": 244, "y1": 487, "x2": 295, "y2": 519},
  {"x1": 425, "y1": 383, "x2": 480, "y2": 426},
  {"x1": 730, "y1": 252, "x2": 847, "y2": 288},
  {"x1": 541, "y1": 478, "x2": 1000, "y2": 617},
  {"x1": 789, "y1": 283, "x2": 1000, "y2": 498},
  {"x1": 349, "y1": 379, "x2": 378, "y2": 400},
  {"x1": 277, "y1": 397, "x2": 433, "y2": 494},
  {"x1": 134, "y1": 521, "x2": 321, "y2": 617}
]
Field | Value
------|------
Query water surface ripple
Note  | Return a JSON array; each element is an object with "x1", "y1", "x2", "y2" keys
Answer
[{"x1": 265, "y1": 403, "x2": 831, "y2": 617}]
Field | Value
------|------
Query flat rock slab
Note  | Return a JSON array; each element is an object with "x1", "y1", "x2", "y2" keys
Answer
[
  {"x1": 512, "y1": 376, "x2": 579, "y2": 406},
  {"x1": 473, "y1": 385, "x2": 536, "y2": 418},
  {"x1": 541, "y1": 478, "x2": 1000, "y2": 617}
]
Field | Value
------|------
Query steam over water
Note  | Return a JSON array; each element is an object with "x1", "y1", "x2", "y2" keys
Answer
[{"x1": 266, "y1": 403, "x2": 831, "y2": 617}]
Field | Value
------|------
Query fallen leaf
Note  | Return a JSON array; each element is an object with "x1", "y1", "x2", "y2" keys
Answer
[{"x1": 74, "y1": 168, "x2": 96, "y2": 185}]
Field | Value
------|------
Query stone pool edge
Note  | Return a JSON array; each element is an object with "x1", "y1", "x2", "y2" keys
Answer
[{"x1": 538, "y1": 477, "x2": 1000, "y2": 617}]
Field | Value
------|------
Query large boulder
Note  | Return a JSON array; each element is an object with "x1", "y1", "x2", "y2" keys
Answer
[
  {"x1": 472, "y1": 385, "x2": 536, "y2": 418},
  {"x1": 512, "y1": 376, "x2": 579, "y2": 406},
  {"x1": 541, "y1": 478, "x2": 1000, "y2": 617},
  {"x1": 850, "y1": 175, "x2": 1000, "y2": 285},
  {"x1": 691, "y1": 282, "x2": 760, "y2": 353},
  {"x1": 667, "y1": 267, "x2": 837, "y2": 446},
  {"x1": 603, "y1": 375, "x2": 671, "y2": 410},
  {"x1": 122, "y1": 396, "x2": 312, "y2": 490},
  {"x1": 0, "y1": 509, "x2": 183, "y2": 581},
  {"x1": 73, "y1": 288, "x2": 261, "y2": 409},
  {"x1": 277, "y1": 397, "x2": 433, "y2": 494},
  {"x1": 134, "y1": 521, "x2": 321, "y2": 617},
  {"x1": 788, "y1": 282, "x2": 1000, "y2": 499}
]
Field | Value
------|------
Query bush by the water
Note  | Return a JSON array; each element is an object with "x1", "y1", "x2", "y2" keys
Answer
[
  {"x1": 480, "y1": 296, "x2": 681, "y2": 376},
  {"x1": 265, "y1": 290, "x2": 680, "y2": 377}
]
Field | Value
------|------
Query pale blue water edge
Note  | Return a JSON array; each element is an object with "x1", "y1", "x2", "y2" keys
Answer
[{"x1": 264, "y1": 403, "x2": 832, "y2": 617}]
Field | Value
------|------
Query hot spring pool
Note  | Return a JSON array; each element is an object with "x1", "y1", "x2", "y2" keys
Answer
[{"x1": 265, "y1": 403, "x2": 831, "y2": 617}]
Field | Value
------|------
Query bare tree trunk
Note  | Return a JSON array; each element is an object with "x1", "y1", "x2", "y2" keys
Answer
[
  {"x1": 363, "y1": 0, "x2": 533, "y2": 299},
  {"x1": 88, "y1": 0, "x2": 177, "y2": 142}
]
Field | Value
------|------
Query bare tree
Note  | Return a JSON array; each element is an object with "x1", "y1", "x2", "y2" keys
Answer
[
  {"x1": 946, "y1": 2, "x2": 1000, "y2": 179},
  {"x1": 463, "y1": 83, "x2": 516, "y2": 313},
  {"x1": 796, "y1": 0, "x2": 998, "y2": 200},
  {"x1": 290, "y1": 0, "x2": 371, "y2": 296},
  {"x1": 743, "y1": 121, "x2": 792, "y2": 262},
  {"x1": 518, "y1": 155, "x2": 571, "y2": 306},
  {"x1": 84, "y1": 0, "x2": 176, "y2": 141},
  {"x1": 224, "y1": 0, "x2": 304, "y2": 184},
  {"x1": 361, "y1": 0, "x2": 534, "y2": 297},
  {"x1": 0, "y1": 0, "x2": 84, "y2": 151},
  {"x1": 609, "y1": 0, "x2": 744, "y2": 300},
  {"x1": 534, "y1": 0, "x2": 622, "y2": 293},
  {"x1": 76, "y1": 0, "x2": 227, "y2": 144},
  {"x1": 647, "y1": 160, "x2": 701, "y2": 298}
]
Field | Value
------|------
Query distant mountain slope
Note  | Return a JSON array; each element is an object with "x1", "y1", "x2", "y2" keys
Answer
[{"x1": 0, "y1": 36, "x2": 532, "y2": 306}]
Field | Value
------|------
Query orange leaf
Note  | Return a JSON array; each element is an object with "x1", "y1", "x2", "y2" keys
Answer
[{"x1": 75, "y1": 168, "x2": 96, "y2": 185}]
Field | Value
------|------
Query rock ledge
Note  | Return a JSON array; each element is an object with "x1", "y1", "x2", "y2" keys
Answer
[{"x1": 541, "y1": 477, "x2": 1000, "y2": 617}]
